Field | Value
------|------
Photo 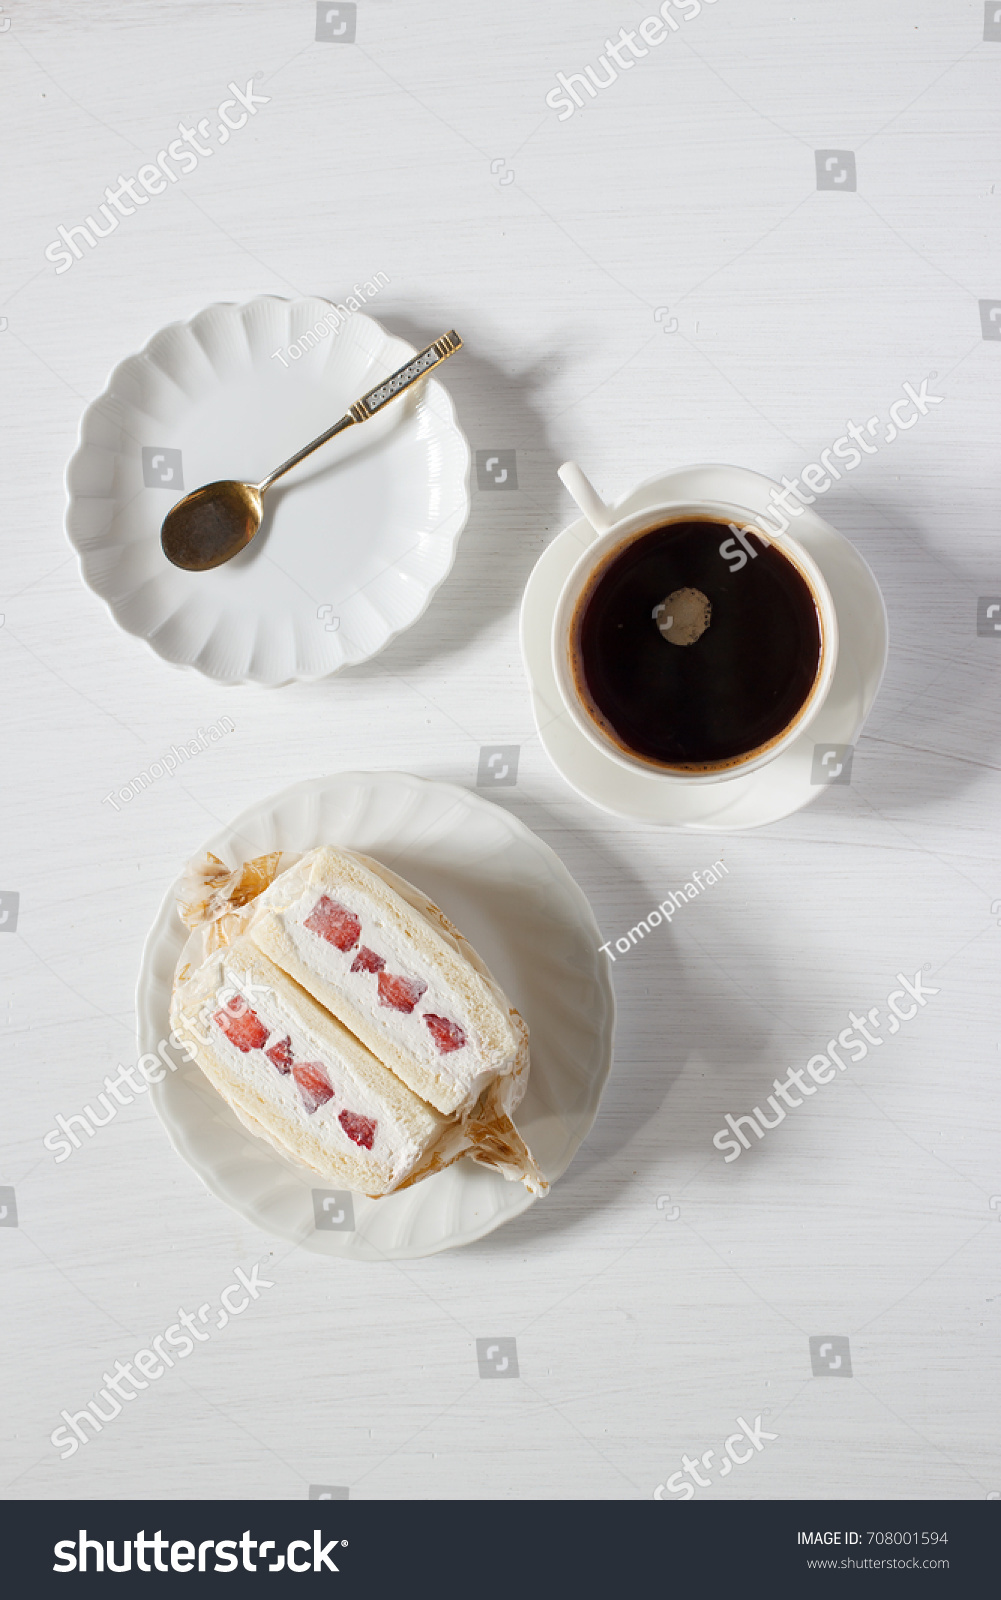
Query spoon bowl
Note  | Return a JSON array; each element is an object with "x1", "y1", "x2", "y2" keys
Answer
[{"x1": 161, "y1": 480, "x2": 263, "y2": 571}]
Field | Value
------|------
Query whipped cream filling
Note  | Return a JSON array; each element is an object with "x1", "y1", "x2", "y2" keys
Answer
[
  {"x1": 203, "y1": 960, "x2": 422, "y2": 1175},
  {"x1": 277, "y1": 881, "x2": 497, "y2": 1099}
]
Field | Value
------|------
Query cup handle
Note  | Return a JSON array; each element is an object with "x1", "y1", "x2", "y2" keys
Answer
[{"x1": 558, "y1": 462, "x2": 615, "y2": 536}]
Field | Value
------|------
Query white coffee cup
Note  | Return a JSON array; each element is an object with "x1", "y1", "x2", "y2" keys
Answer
[{"x1": 552, "y1": 463, "x2": 839, "y2": 785}]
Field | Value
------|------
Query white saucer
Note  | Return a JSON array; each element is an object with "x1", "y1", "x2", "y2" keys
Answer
[
  {"x1": 520, "y1": 463, "x2": 888, "y2": 831},
  {"x1": 136, "y1": 772, "x2": 614, "y2": 1261},
  {"x1": 65, "y1": 300, "x2": 471, "y2": 686}
]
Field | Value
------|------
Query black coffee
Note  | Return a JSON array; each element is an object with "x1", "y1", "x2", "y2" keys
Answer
[{"x1": 571, "y1": 519, "x2": 823, "y2": 770}]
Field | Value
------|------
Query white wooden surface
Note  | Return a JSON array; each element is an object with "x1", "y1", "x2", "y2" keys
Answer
[{"x1": 2, "y1": 0, "x2": 1000, "y2": 1502}]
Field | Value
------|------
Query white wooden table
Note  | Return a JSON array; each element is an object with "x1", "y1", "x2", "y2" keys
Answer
[{"x1": 2, "y1": 0, "x2": 999, "y2": 1502}]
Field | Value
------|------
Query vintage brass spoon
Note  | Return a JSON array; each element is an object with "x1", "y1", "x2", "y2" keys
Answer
[{"x1": 161, "y1": 330, "x2": 462, "y2": 571}]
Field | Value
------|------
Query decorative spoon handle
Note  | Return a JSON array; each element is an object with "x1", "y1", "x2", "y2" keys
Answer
[
  {"x1": 352, "y1": 329, "x2": 462, "y2": 419},
  {"x1": 257, "y1": 330, "x2": 463, "y2": 493}
]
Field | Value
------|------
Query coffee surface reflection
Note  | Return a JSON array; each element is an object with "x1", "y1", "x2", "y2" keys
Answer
[{"x1": 571, "y1": 519, "x2": 823, "y2": 771}]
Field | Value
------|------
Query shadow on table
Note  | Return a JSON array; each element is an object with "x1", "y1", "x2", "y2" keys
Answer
[
  {"x1": 458, "y1": 795, "x2": 784, "y2": 1253},
  {"x1": 797, "y1": 486, "x2": 1001, "y2": 816},
  {"x1": 336, "y1": 308, "x2": 567, "y2": 677}
]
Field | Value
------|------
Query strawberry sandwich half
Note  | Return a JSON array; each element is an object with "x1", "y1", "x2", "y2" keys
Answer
[{"x1": 169, "y1": 847, "x2": 545, "y2": 1198}]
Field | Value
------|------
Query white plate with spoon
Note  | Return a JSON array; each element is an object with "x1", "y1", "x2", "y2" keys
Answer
[{"x1": 64, "y1": 298, "x2": 471, "y2": 686}]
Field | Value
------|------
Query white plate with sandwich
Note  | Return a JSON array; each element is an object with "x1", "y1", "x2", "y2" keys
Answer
[{"x1": 137, "y1": 771, "x2": 615, "y2": 1259}]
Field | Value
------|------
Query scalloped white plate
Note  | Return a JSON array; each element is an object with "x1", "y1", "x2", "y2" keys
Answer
[
  {"x1": 65, "y1": 299, "x2": 471, "y2": 685},
  {"x1": 137, "y1": 772, "x2": 615, "y2": 1260}
]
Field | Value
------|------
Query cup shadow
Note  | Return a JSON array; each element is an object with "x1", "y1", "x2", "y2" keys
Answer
[{"x1": 812, "y1": 486, "x2": 1001, "y2": 813}]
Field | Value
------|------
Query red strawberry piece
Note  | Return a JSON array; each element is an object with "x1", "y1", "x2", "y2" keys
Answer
[
  {"x1": 214, "y1": 1000, "x2": 269, "y2": 1053},
  {"x1": 265, "y1": 1036, "x2": 294, "y2": 1075},
  {"x1": 303, "y1": 895, "x2": 361, "y2": 953},
  {"x1": 293, "y1": 1062, "x2": 335, "y2": 1115},
  {"x1": 377, "y1": 970, "x2": 428, "y2": 1013},
  {"x1": 339, "y1": 1109, "x2": 377, "y2": 1150},
  {"x1": 424, "y1": 1014, "x2": 467, "y2": 1054},
  {"x1": 350, "y1": 945, "x2": 386, "y2": 974}
]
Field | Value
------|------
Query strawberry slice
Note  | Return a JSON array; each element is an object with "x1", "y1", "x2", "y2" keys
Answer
[
  {"x1": 350, "y1": 945, "x2": 386, "y2": 974},
  {"x1": 265, "y1": 1036, "x2": 293, "y2": 1075},
  {"x1": 303, "y1": 895, "x2": 361, "y2": 953},
  {"x1": 424, "y1": 1014, "x2": 467, "y2": 1054},
  {"x1": 293, "y1": 1061, "x2": 334, "y2": 1115},
  {"x1": 377, "y1": 970, "x2": 428, "y2": 1013},
  {"x1": 214, "y1": 999, "x2": 269, "y2": 1053},
  {"x1": 339, "y1": 1109, "x2": 377, "y2": 1150}
]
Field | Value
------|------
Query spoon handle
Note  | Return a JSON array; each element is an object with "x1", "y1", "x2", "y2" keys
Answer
[
  {"x1": 257, "y1": 330, "x2": 462, "y2": 493},
  {"x1": 353, "y1": 329, "x2": 462, "y2": 419}
]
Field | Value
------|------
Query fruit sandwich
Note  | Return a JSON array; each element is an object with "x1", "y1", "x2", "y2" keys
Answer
[{"x1": 169, "y1": 846, "x2": 546, "y2": 1198}]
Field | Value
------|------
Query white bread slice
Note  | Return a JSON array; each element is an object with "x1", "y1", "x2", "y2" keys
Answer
[
  {"x1": 169, "y1": 935, "x2": 458, "y2": 1196},
  {"x1": 347, "y1": 854, "x2": 545, "y2": 1192},
  {"x1": 247, "y1": 846, "x2": 528, "y2": 1118}
]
